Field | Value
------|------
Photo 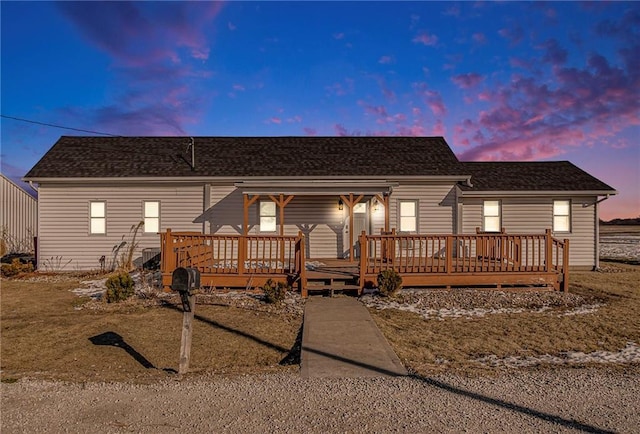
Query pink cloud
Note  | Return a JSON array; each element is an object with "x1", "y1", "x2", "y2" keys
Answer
[
  {"x1": 451, "y1": 73, "x2": 484, "y2": 89},
  {"x1": 457, "y1": 46, "x2": 640, "y2": 163},
  {"x1": 412, "y1": 32, "x2": 438, "y2": 46},
  {"x1": 432, "y1": 120, "x2": 446, "y2": 136},
  {"x1": 232, "y1": 84, "x2": 245, "y2": 91},
  {"x1": 303, "y1": 127, "x2": 317, "y2": 136},
  {"x1": 378, "y1": 55, "x2": 394, "y2": 64},
  {"x1": 333, "y1": 32, "x2": 344, "y2": 40},
  {"x1": 472, "y1": 32, "x2": 487, "y2": 44},
  {"x1": 55, "y1": 2, "x2": 222, "y2": 135},
  {"x1": 267, "y1": 117, "x2": 281, "y2": 124},
  {"x1": 498, "y1": 25, "x2": 524, "y2": 46}
]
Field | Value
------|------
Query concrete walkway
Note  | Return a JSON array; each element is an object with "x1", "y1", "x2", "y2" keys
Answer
[{"x1": 301, "y1": 297, "x2": 408, "y2": 378}]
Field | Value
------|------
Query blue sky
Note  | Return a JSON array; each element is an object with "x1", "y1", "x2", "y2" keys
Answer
[{"x1": 1, "y1": 1, "x2": 638, "y2": 219}]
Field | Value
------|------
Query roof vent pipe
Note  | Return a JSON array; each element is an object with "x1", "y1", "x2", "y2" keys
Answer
[{"x1": 186, "y1": 137, "x2": 195, "y2": 170}]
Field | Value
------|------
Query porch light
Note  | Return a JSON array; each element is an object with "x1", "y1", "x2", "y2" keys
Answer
[
  {"x1": 372, "y1": 198, "x2": 379, "y2": 212},
  {"x1": 338, "y1": 198, "x2": 344, "y2": 210}
]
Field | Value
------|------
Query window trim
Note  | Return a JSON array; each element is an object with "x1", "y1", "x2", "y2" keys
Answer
[
  {"x1": 553, "y1": 199, "x2": 571, "y2": 233},
  {"x1": 397, "y1": 199, "x2": 418, "y2": 234},
  {"x1": 89, "y1": 200, "x2": 106, "y2": 235},
  {"x1": 143, "y1": 200, "x2": 161, "y2": 234},
  {"x1": 482, "y1": 199, "x2": 502, "y2": 233},
  {"x1": 259, "y1": 200, "x2": 277, "y2": 233}
]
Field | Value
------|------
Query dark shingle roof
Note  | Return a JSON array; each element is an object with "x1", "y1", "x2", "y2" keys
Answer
[
  {"x1": 460, "y1": 161, "x2": 616, "y2": 192},
  {"x1": 24, "y1": 136, "x2": 616, "y2": 194},
  {"x1": 25, "y1": 136, "x2": 466, "y2": 178}
]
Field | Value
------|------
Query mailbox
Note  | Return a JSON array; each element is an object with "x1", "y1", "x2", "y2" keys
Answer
[
  {"x1": 171, "y1": 267, "x2": 200, "y2": 312},
  {"x1": 171, "y1": 267, "x2": 201, "y2": 293}
]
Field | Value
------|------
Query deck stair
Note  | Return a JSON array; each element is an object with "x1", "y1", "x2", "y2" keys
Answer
[{"x1": 305, "y1": 260, "x2": 360, "y2": 296}]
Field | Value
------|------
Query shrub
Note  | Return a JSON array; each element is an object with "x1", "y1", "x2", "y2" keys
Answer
[
  {"x1": 377, "y1": 269, "x2": 403, "y2": 297},
  {"x1": 262, "y1": 279, "x2": 289, "y2": 304},
  {"x1": 105, "y1": 272, "x2": 135, "y2": 303},
  {"x1": 1, "y1": 258, "x2": 34, "y2": 277}
]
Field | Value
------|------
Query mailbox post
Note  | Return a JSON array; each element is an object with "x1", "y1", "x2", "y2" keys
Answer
[{"x1": 171, "y1": 267, "x2": 201, "y2": 375}]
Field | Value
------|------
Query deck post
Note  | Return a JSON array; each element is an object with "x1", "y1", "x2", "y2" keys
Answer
[
  {"x1": 545, "y1": 229, "x2": 552, "y2": 273},
  {"x1": 445, "y1": 235, "x2": 453, "y2": 274},
  {"x1": 238, "y1": 235, "x2": 246, "y2": 275},
  {"x1": 359, "y1": 231, "x2": 367, "y2": 294},
  {"x1": 163, "y1": 229, "x2": 175, "y2": 274},
  {"x1": 562, "y1": 239, "x2": 570, "y2": 292}
]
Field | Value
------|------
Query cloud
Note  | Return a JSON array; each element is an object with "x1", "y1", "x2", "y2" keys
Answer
[
  {"x1": 232, "y1": 84, "x2": 246, "y2": 91},
  {"x1": 413, "y1": 83, "x2": 447, "y2": 116},
  {"x1": 539, "y1": 38, "x2": 568, "y2": 66},
  {"x1": 457, "y1": 46, "x2": 640, "y2": 162},
  {"x1": 303, "y1": 127, "x2": 317, "y2": 136},
  {"x1": 55, "y1": 2, "x2": 222, "y2": 136},
  {"x1": 333, "y1": 32, "x2": 345, "y2": 40},
  {"x1": 498, "y1": 25, "x2": 524, "y2": 46},
  {"x1": 228, "y1": 22, "x2": 236, "y2": 31},
  {"x1": 472, "y1": 32, "x2": 487, "y2": 44},
  {"x1": 412, "y1": 32, "x2": 438, "y2": 46},
  {"x1": 378, "y1": 55, "x2": 394, "y2": 64},
  {"x1": 451, "y1": 73, "x2": 484, "y2": 89},
  {"x1": 267, "y1": 117, "x2": 282, "y2": 124}
]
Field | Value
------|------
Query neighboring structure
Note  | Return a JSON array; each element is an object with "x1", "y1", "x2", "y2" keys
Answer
[
  {"x1": 1, "y1": 173, "x2": 37, "y2": 255},
  {"x1": 24, "y1": 136, "x2": 616, "y2": 272}
]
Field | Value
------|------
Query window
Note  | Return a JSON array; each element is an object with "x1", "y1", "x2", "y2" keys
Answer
[
  {"x1": 353, "y1": 203, "x2": 367, "y2": 214},
  {"x1": 553, "y1": 200, "x2": 571, "y2": 232},
  {"x1": 144, "y1": 201, "x2": 160, "y2": 233},
  {"x1": 90, "y1": 201, "x2": 106, "y2": 234},
  {"x1": 260, "y1": 201, "x2": 277, "y2": 232},
  {"x1": 483, "y1": 200, "x2": 501, "y2": 232},
  {"x1": 398, "y1": 200, "x2": 417, "y2": 233}
]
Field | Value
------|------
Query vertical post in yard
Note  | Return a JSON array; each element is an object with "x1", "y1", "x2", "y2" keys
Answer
[{"x1": 178, "y1": 294, "x2": 195, "y2": 375}]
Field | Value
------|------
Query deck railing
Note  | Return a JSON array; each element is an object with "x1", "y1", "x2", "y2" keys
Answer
[
  {"x1": 160, "y1": 228, "x2": 568, "y2": 293},
  {"x1": 160, "y1": 229, "x2": 305, "y2": 290},
  {"x1": 360, "y1": 229, "x2": 569, "y2": 291}
]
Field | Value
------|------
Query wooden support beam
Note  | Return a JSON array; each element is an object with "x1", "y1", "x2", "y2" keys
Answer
[
  {"x1": 340, "y1": 193, "x2": 364, "y2": 262},
  {"x1": 374, "y1": 193, "x2": 391, "y2": 232},
  {"x1": 243, "y1": 194, "x2": 260, "y2": 235}
]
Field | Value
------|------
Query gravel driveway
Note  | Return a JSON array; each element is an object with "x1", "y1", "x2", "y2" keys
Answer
[{"x1": 2, "y1": 368, "x2": 638, "y2": 433}]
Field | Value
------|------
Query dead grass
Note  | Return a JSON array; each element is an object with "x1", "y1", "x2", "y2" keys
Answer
[
  {"x1": 370, "y1": 261, "x2": 640, "y2": 376},
  {"x1": 599, "y1": 224, "x2": 640, "y2": 235},
  {"x1": 0, "y1": 275, "x2": 302, "y2": 383}
]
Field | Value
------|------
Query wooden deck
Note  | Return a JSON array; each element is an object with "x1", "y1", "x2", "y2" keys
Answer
[{"x1": 160, "y1": 229, "x2": 569, "y2": 296}]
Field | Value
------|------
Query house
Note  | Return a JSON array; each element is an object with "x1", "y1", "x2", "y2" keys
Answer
[
  {"x1": 24, "y1": 136, "x2": 615, "y2": 288},
  {"x1": 1, "y1": 173, "x2": 37, "y2": 256}
]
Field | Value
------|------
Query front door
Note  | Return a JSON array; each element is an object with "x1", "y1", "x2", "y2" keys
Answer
[{"x1": 353, "y1": 202, "x2": 368, "y2": 258}]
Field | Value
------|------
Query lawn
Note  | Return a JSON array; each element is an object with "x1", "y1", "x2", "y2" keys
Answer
[
  {"x1": 1, "y1": 275, "x2": 302, "y2": 383},
  {"x1": 369, "y1": 261, "x2": 640, "y2": 375}
]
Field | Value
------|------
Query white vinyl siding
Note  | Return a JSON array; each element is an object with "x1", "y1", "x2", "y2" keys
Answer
[
  {"x1": 377, "y1": 183, "x2": 457, "y2": 235},
  {"x1": 89, "y1": 201, "x2": 106, "y2": 234},
  {"x1": 259, "y1": 201, "x2": 277, "y2": 232},
  {"x1": 398, "y1": 200, "x2": 418, "y2": 233},
  {"x1": 38, "y1": 184, "x2": 203, "y2": 270},
  {"x1": 553, "y1": 200, "x2": 571, "y2": 233},
  {"x1": 143, "y1": 201, "x2": 160, "y2": 233},
  {"x1": 461, "y1": 196, "x2": 597, "y2": 267},
  {"x1": 483, "y1": 200, "x2": 501, "y2": 232}
]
